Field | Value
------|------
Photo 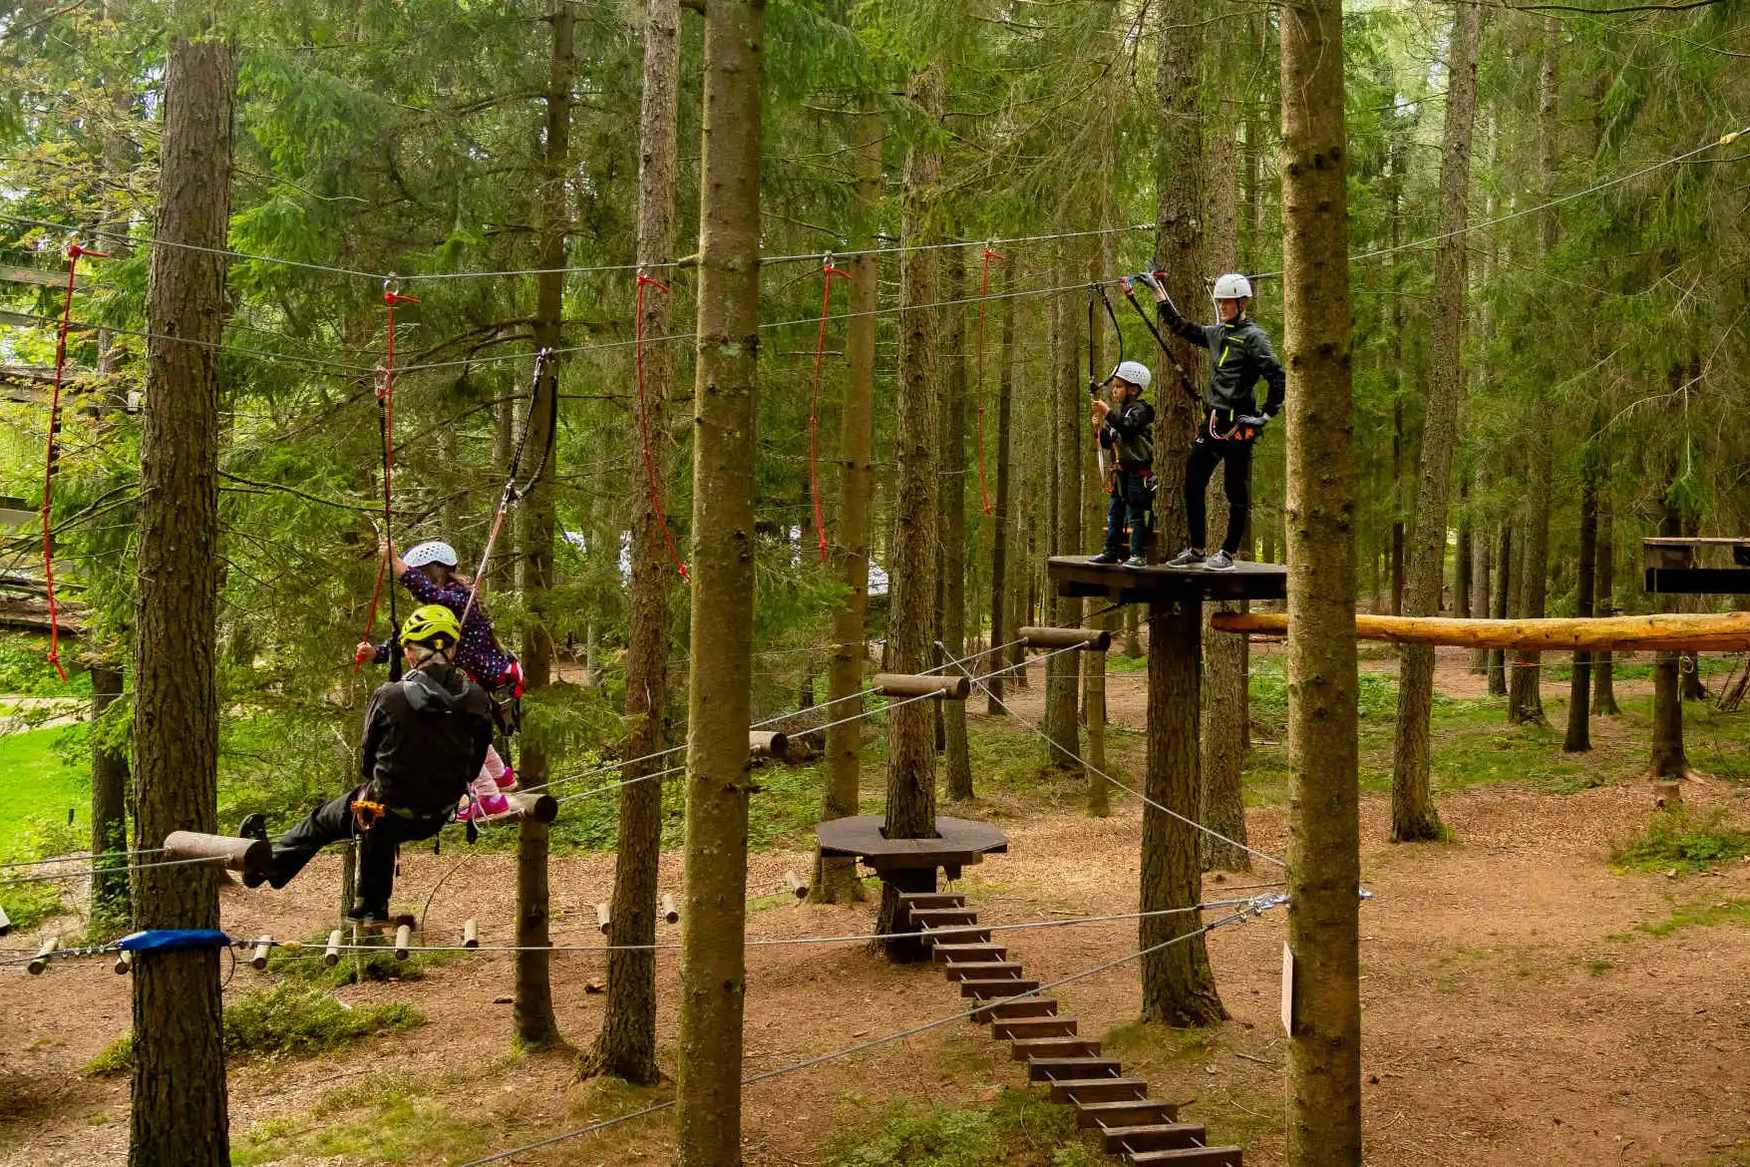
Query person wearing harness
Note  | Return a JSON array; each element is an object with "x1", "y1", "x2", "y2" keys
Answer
[
  {"x1": 356, "y1": 538, "x2": 520, "y2": 821},
  {"x1": 243, "y1": 605, "x2": 496, "y2": 924},
  {"x1": 1087, "y1": 360, "x2": 1157, "y2": 568},
  {"x1": 1131, "y1": 271, "x2": 1284, "y2": 571}
]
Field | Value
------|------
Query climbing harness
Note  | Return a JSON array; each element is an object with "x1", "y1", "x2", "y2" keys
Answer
[
  {"x1": 355, "y1": 276, "x2": 420, "y2": 681},
  {"x1": 807, "y1": 254, "x2": 852, "y2": 561},
  {"x1": 41, "y1": 242, "x2": 106, "y2": 682},
  {"x1": 633, "y1": 270, "x2": 689, "y2": 582},
  {"x1": 974, "y1": 244, "x2": 1005, "y2": 516},
  {"x1": 1119, "y1": 273, "x2": 1201, "y2": 404},
  {"x1": 458, "y1": 347, "x2": 557, "y2": 632},
  {"x1": 350, "y1": 798, "x2": 387, "y2": 834}
]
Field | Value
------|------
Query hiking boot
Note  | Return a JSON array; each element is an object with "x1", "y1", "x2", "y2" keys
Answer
[
  {"x1": 1087, "y1": 551, "x2": 1125, "y2": 565},
  {"x1": 1123, "y1": 555, "x2": 1150, "y2": 569},
  {"x1": 456, "y1": 793, "x2": 510, "y2": 823},
  {"x1": 1164, "y1": 547, "x2": 1205, "y2": 569},
  {"x1": 237, "y1": 812, "x2": 269, "y2": 844},
  {"x1": 1205, "y1": 550, "x2": 1235, "y2": 571},
  {"x1": 494, "y1": 764, "x2": 517, "y2": 791},
  {"x1": 346, "y1": 899, "x2": 390, "y2": 926}
]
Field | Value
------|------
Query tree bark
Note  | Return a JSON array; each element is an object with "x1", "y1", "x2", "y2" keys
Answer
[
  {"x1": 513, "y1": 0, "x2": 575, "y2": 1049},
  {"x1": 941, "y1": 245, "x2": 973, "y2": 801},
  {"x1": 674, "y1": 0, "x2": 764, "y2": 1159},
  {"x1": 1280, "y1": 0, "x2": 1362, "y2": 1158},
  {"x1": 1388, "y1": 134, "x2": 1406, "y2": 619},
  {"x1": 1041, "y1": 246, "x2": 1080, "y2": 768},
  {"x1": 1650, "y1": 488, "x2": 1689, "y2": 780},
  {"x1": 1469, "y1": 470, "x2": 1492, "y2": 675},
  {"x1": 812, "y1": 99, "x2": 880, "y2": 905},
  {"x1": 90, "y1": 661, "x2": 130, "y2": 924},
  {"x1": 1389, "y1": 0, "x2": 1482, "y2": 843},
  {"x1": 584, "y1": 0, "x2": 678, "y2": 1082},
  {"x1": 1489, "y1": 523, "x2": 1512, "y2": 694},
  {"x1": 1563, "y1": 430, "x2": 1598, "y2": 753},
  {"x1": 129, "y1": 34, "x2": 233, "y2": 1167},
  {"x1": 1153, "y1": 0, "x2": 1202, "y2": 559},
  {"x1": 986, "y1": 273, "x2": 1016, "y2": 714},
  {"x1": 1593, "y1": 484, "x2": 1620, "y2": 713},
  {"x1": 873, "y1": 63, "x2": 941, "y2": 956},
  {"x1": 1084, "y1": 231, "x2": 1114, "y2": 818}
]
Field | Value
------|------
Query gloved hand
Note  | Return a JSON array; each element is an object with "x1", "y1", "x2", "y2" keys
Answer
[
  {"x1": 1234, "y1": 413, "x2": 1271, "y2": 439},
  {"x1": 1131, "y1": 271, "x2": 1163, "y2": 295}
]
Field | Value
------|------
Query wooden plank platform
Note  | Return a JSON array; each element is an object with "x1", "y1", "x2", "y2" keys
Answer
[
  {"x1": 815, "y1": 814, "x2": 1008, "y2": 874},
  {"x1": 1048, "y1": 555, "x2": 1287, "y2": 605}
]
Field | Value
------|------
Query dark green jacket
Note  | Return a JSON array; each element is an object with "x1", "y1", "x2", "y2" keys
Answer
[{"x1": 1157, "y1": 300, "x2": 1286, "y2": 418}]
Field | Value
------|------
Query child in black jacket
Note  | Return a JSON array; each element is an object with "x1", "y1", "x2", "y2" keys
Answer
[{"x1": 1089, "y1": 360, "x2": 1157, "y2": 567}]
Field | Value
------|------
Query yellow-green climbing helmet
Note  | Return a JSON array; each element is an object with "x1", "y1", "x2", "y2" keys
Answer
[{"x1": 401, "y1": 604, "x2": 461, "y2": 650}]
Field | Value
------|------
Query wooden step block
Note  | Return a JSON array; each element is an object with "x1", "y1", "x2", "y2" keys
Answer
[
  {"x1": 908, "y1": 907, "x2": 979, "y2": 927},
  {"x1": 971, "y1": 998, "x2": 1058, "y2": 1024},
  {"x1": 922, "y1": 925, "x2": 992, "y2": 945},
  {"x1": 1126, "y1": 1147, "x2": 1243, "y2": 1166},
  {"x1": 1073, "y1": 1098, "x2": 1181, "y2": 1130},
  {"x1": 992, "y1": 1018, "x2": 1077, "y2": 1040},
  {"x1": 898, "y1": 892, "x2": 965, "y2": 909},
  {"x1": 1013, "y1": 1036, "x2": 1101, "y2": 1061},
  {"x1": 931, "y1": 943, "x2": 1006, "y2": 963},
  {"x1": 1047, "y1": 1077, "x2": 1147, "y2": 1104},
  {"x1": 960, "y1": 978, "x2": 1040, "y2": 999},
  {"x1": 1027, "y1": 1056, "x2": 1122, "y2": 1082},
  {"x1": 1101, "y1": 1123, "x2": 1207, "y2": 1154},
  {"x1": 943, "y1": 960, "x2": 1025, "y2": 982}
]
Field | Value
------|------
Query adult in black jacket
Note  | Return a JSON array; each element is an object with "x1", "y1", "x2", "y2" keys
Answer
[
  {"x1": 241, "y1": 604, "x2": 494, "y2": 923},
  {"x1": 1132, "y1": 271, "x2": 1285, "y2": 571},
  {"x1": 1088, "y1": 359, "x2": 1157, "y2": 567}
]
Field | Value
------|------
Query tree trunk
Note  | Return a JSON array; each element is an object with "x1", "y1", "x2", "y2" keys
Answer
[
  {"x1": 1083, "y1": 230, "x2": 1115, "y2": 818},
  {"x1": 1469, "y1": 470, "x2": 1491, "y2": 674},
  {"x1": 873, "y1": 62, "x2": 941, "y2": 959},
  {"x1": 129, "y1": 34, "x2": 233, "y2": 1167},
  {"x1": 1454, "y1": 500, "x2": 1472, "y2": 623},
  {"x1": 1489, "y1": 523, "x2": 1512, "y2": 694},
  {"x1": 1042, "y1": 246, "x2": 1080, "y2": 768},
  {"x1": 1651, "y1": 491, "x2": 1688, "y2": 779},
  {"x1": 942, "y1": 245, "x2": 973, "y2": 801},
  {"x1": 1389, "y1": 0, "x2": 1482, "y2": 843},
  {"x1": 1153, "y1": 0, "x2": 1202, "y2": 560},
  {"x1": 1280, "y1": 1, "x2": 1361, "y2": 1158},
  {"x1": 813, "y1": 99, "x2": 881, "y2": 905},
  {"x1": 674, "y1": 0, "x2": 764, "y2": 1159},
  {"x1": 986, "y1": 268, "x2": 1016, "y2": 714},
  {"x1": 513, "y1": 0, "x2": 575, "y2": 1050},
  {"x1": 1508, "y1": 18, "x2": 1560, "y2": 728},
  {"x1": 1388, "y1": 136, "x2": 1405, "y2": 619},
  {"x1": 1563, "y1": 432, "x2": 1598, "y2": 753},
  {"x1": 90, "y1": 661, "x2": 130, "y2": 925},
  {"x1": 1593, "y1": 484, "x2": 1620, "y2": 713},
  {"x1": 584, "y1": 0, "x2": 678, "y2": 1082}
]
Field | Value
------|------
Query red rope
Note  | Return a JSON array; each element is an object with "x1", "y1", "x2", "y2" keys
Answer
[
  {"x1": 808, "y1": 258, "x2": 852, "y2": 562},
  {"x1": 354, "y1": 281, "x2": 419, "y2": 669},
  {"x1": 974, "y1": 246, "x2": 1005, "y2": 516},
  {"x1": 41, "y1": 242, "x2": 105, "y2": 683},
  {"x1": 634, "y1": 271, "x2": 688, "y2": 582}
]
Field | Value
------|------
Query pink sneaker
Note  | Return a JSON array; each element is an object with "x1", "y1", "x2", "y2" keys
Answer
[
  {"x1": 494, "y1": 765, "x2": 517, "y2": 791},
  {"x1": 456, "y1": 793, "x2": 510, "y2": 822}
]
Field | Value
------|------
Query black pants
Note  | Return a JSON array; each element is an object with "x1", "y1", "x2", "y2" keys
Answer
[
  {"x1": 266, "y1": 787, "x2": 447, "y2": 907},
  {"x1": 1102, "y1": 468, "x2": 1155, "y2": 559},
  {"x1": 1185, "y1": 424, "x2": 1253, "y2": 555}
]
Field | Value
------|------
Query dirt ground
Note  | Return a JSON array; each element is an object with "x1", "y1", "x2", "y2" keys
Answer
[{"x1": 3, "y1": 649, "x2": 1749, "y2": 1166}]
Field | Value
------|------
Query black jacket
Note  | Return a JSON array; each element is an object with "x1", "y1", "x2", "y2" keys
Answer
[
  {"x1": 359, "y1": 663, "x2": 495, "y2": 816},
  {"x1": 1157, "y1": 300, "x2": 1286, "y2": 418},
  {"x1": 1099, "y1": 398, "x2": 1156, "y2": 470}
]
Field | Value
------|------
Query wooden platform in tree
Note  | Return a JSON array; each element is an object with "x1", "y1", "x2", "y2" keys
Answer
[
  {"x1": 815, "y1": 814, "x2": 1007, "y2": 879},
  {"x1": 907, "y1": 891, "x2": 1245, "y2": 1165},
  {"x1": 1643, "y1": 537, "x2": 1750, "y2": 596},
  {"x1": 1048, "y1": 556, "x2": 1286, "y2": 606}
]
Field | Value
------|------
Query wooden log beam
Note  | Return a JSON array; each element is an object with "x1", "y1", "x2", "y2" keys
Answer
[
  {"x1": 28, "y1": 933, "x2": 58, "y2": 975},
  {"x1": 871, "y1": 673, "x2": 971, "y2": 700},
  {"x1": 748, "y1": 730, "x2": 788, "y2": 760},
  {"x1": 1019, "y1": 626, "x2": 1113, "y2": 652},
  {"x1": 1211, "y1": 610, "x2": 1750, "y2": 652},
  {"x1": 161, "y1": 830, "x2": 272, "y2": 881},
  {"x1": 478, "y1": 791, "x2": 559, "y2": 825}
]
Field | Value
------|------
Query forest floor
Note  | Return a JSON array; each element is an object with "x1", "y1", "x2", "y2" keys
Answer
[{"x1": 3, "y1": 648, "x2": 1750, "y2": 1166}]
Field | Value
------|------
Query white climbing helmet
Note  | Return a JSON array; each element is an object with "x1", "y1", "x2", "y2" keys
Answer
[
  {"x1": 1110, "y1": 360, "x2": 1152, "y2": 392},
  {"x1": 404, "y1": 540, "x2": 458, "y2": 569},
  {"x1": 1212, "y1": 273, "x2": 1253, "y2": 301}
]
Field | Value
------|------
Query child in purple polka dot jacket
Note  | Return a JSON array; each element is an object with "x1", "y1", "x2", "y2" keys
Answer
[{"x1": 354, "y1": 538, "x2": 524, "y2": 822}]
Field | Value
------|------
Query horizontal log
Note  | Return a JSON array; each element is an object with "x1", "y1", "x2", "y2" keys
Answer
[
  {"x1": 0, "y1": 264, "x2": 80, "y2": 289},
  {"x1": 28, "y1": 933, "x2": 58, "y2": 975},
  {"x1": 324, "y1": 929, "x2": 343, "y2": 966},
  {"x1": 783, "y1": 869, "x2": 808, "y2": 900},
  {"x1": 871, "y1": 673, "x2": 970, "y2": 700},
  {"x1": 162, "y1": 830, "x2": 273, "y2": 881},
  {"x1": 462, "y1": 919, "x2": 478, "y2": 949},
  {"x1": 250, "y1": 937, "x2": 272, "y2": 971},
  {"x1": 114, "y1": 949, "x2": 131, "y2": 976},
  {"x1": 1211, "y1": 610, "x2": 1750, "y2": 652},
  {"x1": 748, "y1": 730, "x2": 789, "y2": 760},
  {"x1": 1019, "y1": 626, "x2": 1113, "y2": 652},
  {"x1": 594, "y1": 901, "x2": 611, "y2": 935},
  {"x1": 479, "y1": 791, "x2": 558, "y2": 825},
  {"x1": 661, "y1": 893, "x2": 679, "y2": 924}
]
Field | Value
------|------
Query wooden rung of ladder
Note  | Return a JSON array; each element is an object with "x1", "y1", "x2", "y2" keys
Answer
[
  {"x1": 921, "y1": 924, "x2": 991, "y2": 945},
  {"x1": 1125, "y1": 1147, "x2": 1244, "y2": 1166},
  {"x1": 931, "y1": 942, "x2": 1006, "y2": 963},
  {"x1": 870, "y1": 673, "x2": 971, "y2": 700},
  {"x1": 897, "y1": 891, "x2": 965, "y2": 909},
  {"x1": 1048, "y1": 1077, "x2": 1147, "y2": 1104},
  {"x1": 992, "y1": 1017, "x2": 1077, "y2": 1040},
  {"x1": 942, "y1": 960, "x2": 1025, "y2": 981},
  {"x1": 1100, "y1": 1123, "x2": 1207, "y2": 1154},
  {"x1": 1020, "y1": 626, "x2": 1113, "y2": 652},
  {"x1": 1072, "y1": 1098, "x2": 1180, "y2": 1130},
  {"x1": 907, "y1": 907, "x2": 978, "y2": 927},
  {"x1": 972, "y1": 998, "x2": 1058, "y2": 1024},
  {"x1": 1013, "y1": 1036, "x2": 1101, "y2": 1061},
  {"x1": 1026, "y1": 1056, "x2": 1121, "y2": 1082},
  {"x1": 960, "y1": 978, "x2": 1040, "y2": 999}
]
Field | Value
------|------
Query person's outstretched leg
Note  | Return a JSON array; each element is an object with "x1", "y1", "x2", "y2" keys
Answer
[
  {"x1": 260, "y1": 790, "x2": 355, "y2": 890},
  {"x1": 1220, "y1": 439, "x2": 1254, "y2": 555}
]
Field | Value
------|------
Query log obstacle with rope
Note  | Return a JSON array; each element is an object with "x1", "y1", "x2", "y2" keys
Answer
[
  {"x1": 1019, "y1": 626, "x2": 1113, "y2": 652},
  {"x1": 161, "y1": 830, "x2": 273, "y2": 882},
  {"x1": 476, "y1": 791, "x2": 559, "y2": 825},
  {"x1": 1210, "y1": 610, "x2": 1750, "y2": 653},
  {"x1": 871, "y1": 673, "x2": 971, "y2": 700},
  {"x1": 748, "y1": 730, "x2": 789, "y2": 760}
]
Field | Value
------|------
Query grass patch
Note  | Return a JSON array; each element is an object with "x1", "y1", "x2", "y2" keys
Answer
[
  {"x1": 87, "y1": 983, "x2": 423, "y2": 1073},
  {"x1": 232, "y1": 1074, "x2": 493, "y2": 1167},
  {"x1": 1633, "y1": 898, "x2": 1750, "y2": 938},
  {"x1": 825, "y1": 1088, "x2": 1103, "y2": 1167},
  {"x1": 266, "y1": 931, "x2": 458, "y2": 988},
  {"x1": 0, "y1": 725, "x2": 91, "y2": 856},
  {"x1": 1612, "y1": 808, "x2": 1750, "y2": 873}
]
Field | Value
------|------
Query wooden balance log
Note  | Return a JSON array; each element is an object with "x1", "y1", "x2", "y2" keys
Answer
[
  {"x1": 871, "y1": 673, "x2": 971, "y2": 700},
  {"x1": 1211, "y1": 610, "x2": 1750, "y2": 653},
  {"x1": 477, "y1": 791, "x2": 559, "y2": 825},
  {"x1": 748, "y1": 730, "x2": 789, "y2": 760},
  {"x1": 162, "y1": 830, "x2": 274, "y2": 884},
  {"x1": 1019, "y1": 626, "x2": 1113, "y2": 652}
]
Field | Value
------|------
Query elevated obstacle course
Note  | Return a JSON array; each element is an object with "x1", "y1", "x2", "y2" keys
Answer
[
  {"x1": 1048, "y1": 555, "x2": 1287, "y2": 606},
  {"x1": 817, "y1": 814, "x2": 1008, "y2": 961}
]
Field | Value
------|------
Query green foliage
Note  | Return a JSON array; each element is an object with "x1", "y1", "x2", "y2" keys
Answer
[
  {"x1": 87, "y1": 983, "x2": 424, "y2": 1074},
  {"x1": 266, "y1": 931, "x2": 458, "y2": 988},
  {"x1": 1613, "y1": 809, "x2": 1750, "y2": 873},
  {"x1": 1633, "y1": 898, "x2": 1750, "y2": 939},
  {"x1": 0, "y1": 635, "x2": 92, "y2": 696},
  {"x1": 826, "y1": 1089, "x2": 1099, "y2": 1167}
]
